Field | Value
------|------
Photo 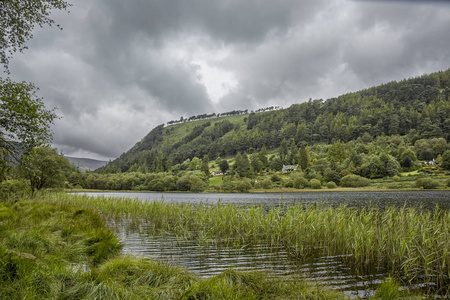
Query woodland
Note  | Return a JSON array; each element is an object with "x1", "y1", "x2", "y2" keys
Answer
[{"x1": 62, "y1": 69, "x2": 450, "y2": 193}]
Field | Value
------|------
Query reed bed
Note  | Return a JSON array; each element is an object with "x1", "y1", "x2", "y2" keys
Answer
[
  {"x1": 44, "y1": 192, "x2": 450, "y2": 294},
  {"x1": 1, "y1": 197, "x2": 349, "y2": 299}
]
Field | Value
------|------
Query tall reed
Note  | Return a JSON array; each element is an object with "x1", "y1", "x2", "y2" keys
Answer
[{"x1": 43, "y1": 192, "x2": 450, "y2": 293}]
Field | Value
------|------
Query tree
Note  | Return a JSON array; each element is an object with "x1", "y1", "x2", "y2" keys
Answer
[
  {"x1": 1, "y1": 0, "x2": 69, "y2": 179},
  {"x1": 327, "y1": 140, "x2": 347, "y2": 164},
  {"x1": 279, "y1": 139, "x2": 288, "y2": 163},
  {"x1": 201, "y1": 155, "x2": 210, "y2": 176},
  {"x1": 270, "y1": 156, "x2": 283, "y2": 171},
  {"x1": 441, "y1": 150, "x2": 450, "y2": 171},
  {"x1": 0, "y1": 0, "x2": 71, "y2": 72},
  {"x1": 298, "y1": 143, "x2": 310, "y2": 171},
  {"x1": 250, "y1": 153, "x2": 263, "y2": 174},
  {"x1": 18, "y1": 146, "x2": 73, "y2": 195},
  {"x1": 1, "y1": 79, "x2": 57, "y2": 179},
  {"x1": 219, "y1": 159, "x2": 229, "y2": 174},
  {"x1": 258, "y1": 146, "x2": 268, "y2": 170}
]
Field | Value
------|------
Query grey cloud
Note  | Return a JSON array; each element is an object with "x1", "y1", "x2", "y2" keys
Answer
[{"x1": 6, "y1": 0, "x2": 450, "y2": 160}]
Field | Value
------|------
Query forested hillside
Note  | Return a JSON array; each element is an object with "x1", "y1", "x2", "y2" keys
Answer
[{"x1": 101, "y1": 69, "x2": 450, "y2": 174}]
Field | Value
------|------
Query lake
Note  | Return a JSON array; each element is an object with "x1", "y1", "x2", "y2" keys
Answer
[
  {"x1": 78, "y1": 191, "x2": 450, "y2": 298},
  {"x1": 77, "y1": 190, "x2": 450, "y2": 209}
]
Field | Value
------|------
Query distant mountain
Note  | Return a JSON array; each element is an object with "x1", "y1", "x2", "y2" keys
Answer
[{"x1": 65, "y1": 156, "x2": 108, "y2": 172}]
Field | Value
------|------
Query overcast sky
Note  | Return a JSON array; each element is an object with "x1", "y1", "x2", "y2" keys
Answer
[{"x1": 8, "y1": 0, "x2": 450, "y2": 161}]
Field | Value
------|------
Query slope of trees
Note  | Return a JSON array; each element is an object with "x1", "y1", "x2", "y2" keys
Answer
[{"x1": 101, "y1": 69, "x2": 450, "y2": 175}]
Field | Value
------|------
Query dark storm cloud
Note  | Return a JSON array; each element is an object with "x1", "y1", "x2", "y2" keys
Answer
[{"x1": 7, "y1": 0, "x2": 450, "y2": 160}]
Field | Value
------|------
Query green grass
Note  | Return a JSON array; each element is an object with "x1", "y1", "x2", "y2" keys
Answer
[
  {"x1": 0, "y1": 201, "x2": 122, "y2": 299},
  {"x1": 209, "y1": 176, "x2": 223, "y2": 186},
  {"x1": 0, "y1": 195, "x2": 350, "y2": 299},
  {"x1": 401, "y1": 170, "x2": 420, "y2": 176},
  {"x1": 41, "y1": 192, "x2": 450, "y2": 296}
]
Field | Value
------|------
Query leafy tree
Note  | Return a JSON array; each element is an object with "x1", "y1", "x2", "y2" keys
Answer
[
  {"x1": 298, "y1": 143, "x2": 310, "y2": 171},
  {"x1": 286, "y1": 142, "x2": 298, "y2": 165},
  {"x1": 327, "y1": 140, "x2": 347, "y2": 164},
  {"x1": 414, "y1": 139, "x2": 434, "y2": 161},
  {"x1": 233, "y1": 153, "x2": 250, "y2": 177},
  {"x1": 18, "y1": 146, "x2": 73, "y2": 195},
  {"x1": 258, "y1": 146, "x2": 268, "y2": 169},
  {"x1": 0, "y1": 0, "x2": 71, "y2": 71},
  {"x1": 189, "y1": 157, "x2": 201, "y2": 170},
  {"x1": 1, "y1": 79, "x2": 57, "y2": 180},
  {"x1": 219, "y1": 159, "x2": 229, "y2": 174},
  {"x1": 250, "y1": 153, "x2": 263, "y2": 174},
  {"x1": 269, "y1": 156, "x2": 283, "y2": 171},
  {"x1": 1, "y1": 0, "x2": 69, "y2": 179},
  {"x1": 441, "y1": 150, "x2": 450, "y2": 171},
  {"x1": 279, "y1": 139, "x2": 288, "y2": 163},
  {"x1": 201, "y1": 155, "x2": 210, "y2": 176},
  {"x1": 401, "y1": 156, "x2": 414, "y2": 169}
]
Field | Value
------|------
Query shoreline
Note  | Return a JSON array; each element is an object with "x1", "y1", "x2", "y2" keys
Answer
[{"x1": 66, "y1": 187, "x2": 450, "y2": 194}]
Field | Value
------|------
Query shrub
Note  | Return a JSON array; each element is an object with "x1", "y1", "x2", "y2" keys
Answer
[
  {"x1": 415, "y1": 178, "x2": 440, "y2": 190},
  {"x1": 271, "y1": 174, "x2": 281, "y2": 182},
  {"x1": 309, "y1": 179, "x2": 322, "y2": 189},
  {"x1": 293, "y1": 176, "x2": 309, "y2": 189},
  {"x1": 283, "y1": 179, "x2": 294, "y2": 188},
  {"x1": 326, "y1": 181, "x2": 337, "y2": 189},
  {"x1": 261, "y1": 179, "x2": 272, "y2": 189},
  {"x1": 340, "y1": 174, "x2": 371, "y2": 187},
  {"x1": 235, "y1": 179, "x2": 252, "y2": 192}
]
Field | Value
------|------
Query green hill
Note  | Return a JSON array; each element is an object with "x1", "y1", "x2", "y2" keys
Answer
[{"x1": 101, "y1": 69, "x2": 450, "y2": 174}]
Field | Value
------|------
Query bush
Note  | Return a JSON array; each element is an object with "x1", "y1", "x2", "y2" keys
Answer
[
  {"x1": 326, "y1": 181, "x2": 337, "y2": 189},
  {"x1": 271, "y1": 174, "x2": 281, "y2": 182},
  {"x1": 293, "y1": 176, "x2": 309, "y2": 189},
  {"x1": 340, "y1": 175, "x2": 371, "y2": 187},
  {"x1": 447, "y1": 178, "x2": 450, "y2": 188},
  {"x1": 235, "y1": 179, "x2": 252, "y2": 192},
  {"x1": 415, "y1": 178, "x2": 440, "y2": 190},
  {"x1": 283, "y1": 179, "x2": 294, "y2": 188},
  {"x1": 309, "y1": 179, "x2": 322, "y2": 189},
  {"x1": 261, "y1": 179, "x2": 272, "y2": 189}
]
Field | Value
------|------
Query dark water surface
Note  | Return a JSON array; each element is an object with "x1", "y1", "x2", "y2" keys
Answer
[
  {"x1": 81, "y1": 191, "x2": 450, "y2": 298},
  {"x1": 78, "y1": 190, "x2": 450, "y2": 209}
]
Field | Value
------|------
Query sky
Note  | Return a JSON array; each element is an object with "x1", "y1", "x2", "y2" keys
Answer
[{"x1": 7, "y1": 0, "x2": 450, "y2": 161}]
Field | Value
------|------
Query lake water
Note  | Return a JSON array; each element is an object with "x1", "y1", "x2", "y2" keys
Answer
[
  {"x1": 80, "y1": 191, "x2": 450, "y2": 298},
  {"x1": 78, "y1": 190, "x2": 450, "y2": 210}
]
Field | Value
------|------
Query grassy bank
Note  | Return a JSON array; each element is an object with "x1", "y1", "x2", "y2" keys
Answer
[
  {"x1": 1, "y1": 197, "x2": 351, "y2": 299},
  {"x1": 42, "y1": 192, "x2": 450, "y2": 297}
]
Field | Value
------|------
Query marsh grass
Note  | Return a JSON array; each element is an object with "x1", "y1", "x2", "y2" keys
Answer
[
  {"x1": 43, "y1": 192, "x2": 450, "y2": 296},
  {"x1": 0, "y1": 197, "x2": 349, "y2": 299},
  {"x1": 181, "y1": 269, "x2": 346, "y2": 300},
  {"x1": 0, "y1": 200, "x2": 123, "y2": 299}
]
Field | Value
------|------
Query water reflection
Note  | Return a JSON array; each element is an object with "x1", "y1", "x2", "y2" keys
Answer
[
  {"x1": 91, "y1": 191, "x2": 450, "y2": 298},
  {"x1": 109, "y1": 218, "x2": 394, "y2": 298}
]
